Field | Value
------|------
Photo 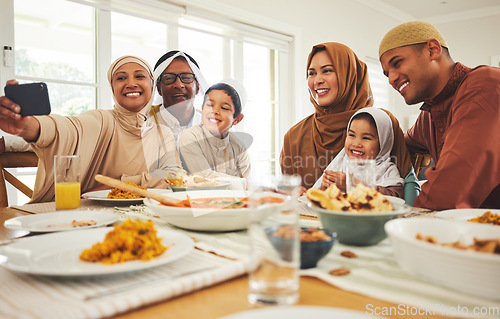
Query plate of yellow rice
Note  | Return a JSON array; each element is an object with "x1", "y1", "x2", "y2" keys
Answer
[{"x1": 0, "y1": 220, "x2": 194, "y2": 276}]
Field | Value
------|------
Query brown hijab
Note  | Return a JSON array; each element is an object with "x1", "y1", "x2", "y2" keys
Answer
[{"x1": 280, "y1": 42, "x2": 412, "y2": 188}]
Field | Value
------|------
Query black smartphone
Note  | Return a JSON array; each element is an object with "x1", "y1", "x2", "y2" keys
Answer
[{"x1": 4, "y1": 82, "x2": 51, "y2": 117}]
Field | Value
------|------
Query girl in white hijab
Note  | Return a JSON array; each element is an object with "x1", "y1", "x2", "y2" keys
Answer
[
  {"x1": 0, "y1": 55, "x2": 180, "y2": 203},
  {"x1": 313, "y1": 107, "x2": 404, "y2": 198}
]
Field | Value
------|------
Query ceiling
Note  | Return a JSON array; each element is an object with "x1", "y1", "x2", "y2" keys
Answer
[{"x1": 357, "y1": 0, "x2": 500, "y2": 24}]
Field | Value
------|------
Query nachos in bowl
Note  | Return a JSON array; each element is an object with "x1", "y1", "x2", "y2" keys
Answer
[{"x1": 306, "y1": 183, "x2": 393, "y2": 212}]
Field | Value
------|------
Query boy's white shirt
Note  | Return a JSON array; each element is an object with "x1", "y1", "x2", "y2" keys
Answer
[
  {"x1": 157, "y1": 106, "x2": 202, "y2": 143},
  {"x1": 312, "y1": 108, "x2": 404, "y2": 189}
]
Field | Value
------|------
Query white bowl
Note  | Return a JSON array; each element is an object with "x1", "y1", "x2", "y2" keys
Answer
[
  {"x1": 144, "y1": 190, "x2": 284, "y2": 232},
  {"x1": 385, "y1": 218, "x2": 500, "y2": 300}
]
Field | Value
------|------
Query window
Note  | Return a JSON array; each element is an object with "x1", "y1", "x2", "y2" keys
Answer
[
  {"x1": 13, "y1": 0, "x2": 95, "y2": 115},
  {"x1": 365, "y1": 57, "x2": 390, "y2": 110},
  {"x1": 0, "y1": 0, "x2": 292, "y2": 205}
]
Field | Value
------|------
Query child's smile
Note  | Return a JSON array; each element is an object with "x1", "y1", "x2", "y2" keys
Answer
[{"x1": 345, "y1": 118, "x2": 380, "y2": 160}]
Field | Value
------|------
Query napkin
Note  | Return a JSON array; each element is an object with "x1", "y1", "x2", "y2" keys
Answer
[{"x1": 0, "y1": 249, "x2": 248, "y2": 319}]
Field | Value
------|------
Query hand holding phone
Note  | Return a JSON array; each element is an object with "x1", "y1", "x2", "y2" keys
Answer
[{"x1": 4, "y1": 82, "x2": 51, "y2": 117}]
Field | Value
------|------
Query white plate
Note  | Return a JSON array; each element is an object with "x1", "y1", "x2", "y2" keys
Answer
[
  {"x1": 169, "y1": 182, "x2": 231, "y2": 192},
  {"x1": 144, "y1": 190, "x2": 285, "y2": 232},
  {"x1": 0, "y1": 227, "x2": 194, "y2": 277},
  {"x1": 82, "y1": 188, "x2": 171, "y2": 203},
  {"x1": 385, "y1": 218, "x2": 500, "y2": 300},
  {"x1": 3, "y1": 210, "x2": 119, "y2": 232},
  {"x1": 221, "y1": 306, "x2": 372, "y2": 319},
  {"x1": 435, "y1": 208, "x2": 500, "y2": 223},
  {"x1": 384, "y1": 195, "x2": 405, "y2": 206}
]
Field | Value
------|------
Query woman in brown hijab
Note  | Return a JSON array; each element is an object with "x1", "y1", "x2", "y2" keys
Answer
[{"x1": 280, "y1": 42, "x2": 416, "y2": 201}]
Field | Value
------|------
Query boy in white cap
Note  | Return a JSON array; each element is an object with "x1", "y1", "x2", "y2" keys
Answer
[{"x1": 379, "y1": 21, "x2": 500, "y2": 210}]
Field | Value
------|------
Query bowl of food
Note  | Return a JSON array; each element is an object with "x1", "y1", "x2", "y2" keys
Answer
[
  {"x1": 305, "y1": 184, "x2": 409, "y2": 246},
  {"x1": 144, "y1": 190, "x2": 285, "y2": 232},
  {"x1": 299, "y1": 227, "x2": 336, "y2": 269},
  {"x1": 266, "y1": 226, "x2": 335, "y2": 269},
  {"x1": 385, "y1": 218, "x2": 500, "y2": 300}
]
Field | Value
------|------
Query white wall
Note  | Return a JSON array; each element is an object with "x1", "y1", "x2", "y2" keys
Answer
[{"x1": 197, "y1": 0, "x2": 500, "y2": 130}]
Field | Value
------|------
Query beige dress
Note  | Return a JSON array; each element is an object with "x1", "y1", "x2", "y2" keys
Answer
[
  {"x1": 178, "y1": 124, "x2": 251, "y2": 179},
  {"x1": 28, "y1": 56, "x2": 180, "y2": 203}
]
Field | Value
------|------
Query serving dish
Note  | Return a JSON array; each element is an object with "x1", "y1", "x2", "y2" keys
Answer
[
  {"x1": 385, "y1": 218, "x2": 500, "y2": 300},
  {"x1": 0, "y1": 227, "x2": 194, "y2": 277},
  {"x1": 3, "y1": 210, "x2": 118, "y2": 232},
  {"x1": 306, "y1": 196, "x2": 409, "y2": 246},
  {"x1": 144, "y1": 190, "x2": 285, "y2": 232},
  {"x1": 82, "y1": 188, "x2": 171, "y2": 204}
]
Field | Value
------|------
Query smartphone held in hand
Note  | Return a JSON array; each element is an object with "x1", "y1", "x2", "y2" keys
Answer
[{"x1": 4, "y1": 82, "x2": 51, "y2": 117}]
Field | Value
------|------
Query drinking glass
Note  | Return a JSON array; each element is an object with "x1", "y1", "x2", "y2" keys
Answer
[
  {"x1": 248, "y1": 174, "x2": 301, "y2": 306},
  {"x1": 346, "y1": 158, "x2": 376, "y2": 192},
  {"x1": 54, "y1": 155, "x2": 81, "y2": 209}
]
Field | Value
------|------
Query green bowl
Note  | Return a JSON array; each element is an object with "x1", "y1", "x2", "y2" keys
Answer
[{"x1": 308, "y1": 197, "x2": 409, "y2": 246}]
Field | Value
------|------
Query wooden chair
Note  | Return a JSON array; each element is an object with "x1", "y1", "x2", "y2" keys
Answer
[
  {"x1": 0, "y1": 152, "x2": 38, "y2": 207},
  {"x1": 411, "y1": 153, "x2": 432, "y2": 177}
]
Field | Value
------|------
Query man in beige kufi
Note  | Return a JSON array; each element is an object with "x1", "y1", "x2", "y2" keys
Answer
[{"x1": 379, "y1": 21, "x2": 500, "y2": 210}]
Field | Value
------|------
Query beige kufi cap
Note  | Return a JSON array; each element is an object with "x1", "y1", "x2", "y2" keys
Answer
[{"x1": 379, "y1": 21, "x2": 448, "y2": 58}]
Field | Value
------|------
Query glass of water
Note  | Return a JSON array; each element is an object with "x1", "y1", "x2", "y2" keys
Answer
[{"x1": 248, "y1": 174, "x2": 301, "y2": 306}]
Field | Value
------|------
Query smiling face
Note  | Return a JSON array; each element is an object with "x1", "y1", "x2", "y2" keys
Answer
[
  {"x1": 111, "y1": 62, "x2": 152, "y2": 112},
  {"x1": 380, "y1": 44, "x2": 441, "y2": 105},
  {"x1": 344, "y1": 118, "x2": 380, "y2": 160},
  {"x1": 157, "y1": 57, "x2": 199, "y2": 108},
  {"x1": 307, "y1": 50, "x2": 339, "y2": 107},
  {"x1": 202, "y1": 89, "x2": 243, "y2": 138}
]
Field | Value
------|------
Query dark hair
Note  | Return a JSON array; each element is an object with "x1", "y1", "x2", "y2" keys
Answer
[
  {"x1": 203, "y1": 83, "x2": 242, "y2": 118},
  {"x1": 412, "y1": 43, "x2": 451, "y2": 59},
  {"x1": 154, "y1": 50, "x2": 200, "y2": 71},
  {"x1": 350, "y1": 112, "x2": 377, "y2": 132}
]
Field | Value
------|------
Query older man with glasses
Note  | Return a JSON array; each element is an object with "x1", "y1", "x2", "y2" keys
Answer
[{"x1": 150, "y1": 50, "x2": 208, "y2": 142}]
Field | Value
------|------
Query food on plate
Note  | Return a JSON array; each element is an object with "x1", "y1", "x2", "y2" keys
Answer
[
  {"x1": 468, "y1": 211, "x2": 500, "y2": 226},
  {"x1": 164, "y1": 170, "x2": 219, "y2": 188},
  {"x1": 340, "y1": 250, "x2": 357, "y2": 258},
  {"x1": 159, "y1": 196, "x2": 283, "y2": 209},
  {"x1": 329, "y1": 267, "x2": 351, "y2": 276},
  {"x1": 72, "y1": 219, "x2": 97, "y2": 227},
  {"x1": 80, "y1": 219, "x2": 167, "y2": 264},
  {"x1": 306, "y1": 184, "x2": 394, "y2": 212},
  {"x1": 107, "y1": 182, "x2": 146, "y2": 199},
  {"x1": 416, "y1": 233, "x2": 500, "y2": 255},
  {"x1": 164, "y1": 171, "x2": 186, "y2": 187}
]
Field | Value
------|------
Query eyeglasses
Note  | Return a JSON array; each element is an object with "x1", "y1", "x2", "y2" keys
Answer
[{"x1": 159, "y1": 73, "x2": 196, "y2": 85}]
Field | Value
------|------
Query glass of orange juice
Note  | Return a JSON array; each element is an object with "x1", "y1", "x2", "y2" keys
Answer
[{"x1": 54, "y1": 155, "x2": 81, "y2": 209}]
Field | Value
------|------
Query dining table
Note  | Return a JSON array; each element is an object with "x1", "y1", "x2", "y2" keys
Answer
[{"x1": 0, "y1": 198, "x2": 496, "y2": 319}]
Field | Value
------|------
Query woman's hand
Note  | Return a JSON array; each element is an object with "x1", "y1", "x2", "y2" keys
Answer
[{"x1": 320, "y1": 170, "x2": 346, "y2": 192}]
